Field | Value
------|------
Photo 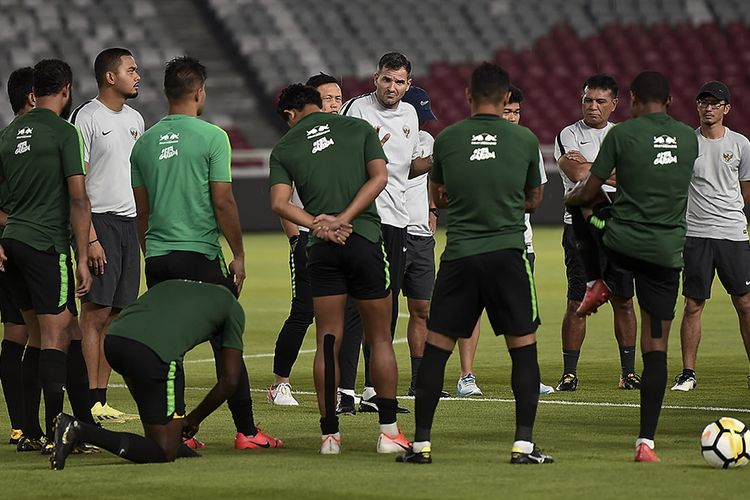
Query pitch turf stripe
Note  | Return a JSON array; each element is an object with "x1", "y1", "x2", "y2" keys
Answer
[{"x1": 108, "y1": 382, "x2": 750, "y2": 413}]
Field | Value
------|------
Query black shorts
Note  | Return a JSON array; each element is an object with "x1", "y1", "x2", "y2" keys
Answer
[
  {"x1": 0, "y1": 238, "x2": 77, "y2": 316},
  {"x1": 307, "y1": 234, "x2": 390, "y2": 300},
  {"x1": 382, "y1": 224, "x2": 407, "y2": 297},
  {"x1": 0, "y1": 269, "x2": 24, "y2": 325},
  {"x1": 104, "y1": 335, "x2": 185, "y2": 425},
  {"x1": 145, "y1": 250, "x2": 237, "y2": 297},
  {"x1": 605, "y1": 248, "x2": 680, "y2": 321},
  {"x1": 402, "y1": 234, "x2": 435, "y2": 300},
  {"x1": 427, "y1": 248, "x2": 541, "y2": 338},
  {"x1": 682, "y1": 237, "x2": 750, "y2": 299},
  {"x1": 289, "y1": 231, "x2": 313, "y2": 303},
  {"x1": 81, "y1": 213, "x2": 140, "y2": 309},
  {"x1": 561, "y1": 224, "x2": 634, "y2": 302}
]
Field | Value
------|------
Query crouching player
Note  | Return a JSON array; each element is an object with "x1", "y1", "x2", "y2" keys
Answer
[{"x1": 50, "y1": 280, "x2": 282, "y2": 470}]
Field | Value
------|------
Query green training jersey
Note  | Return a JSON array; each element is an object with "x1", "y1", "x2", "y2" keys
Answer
[
  {"x1": 0, "y1": 126, "x2": 11, "y2": 234},
  {"x1": 108, "y1": 280, "x2": 244, "y2": 365},
  {"x1": 590, "y1": 112, "x2": 697, "y2": 268},
  {"x1": 0, "y1": 108, "x2": 85, "y2": 254},
  {"x1": 130, "y1": 115, "x2": 232, "y2": 259},
  {"x1": 430, "y1": 114, "x2": 542, "y2": 261},
  {"x1": 269, "y1": 112, "x2": 387, "y2": 246}
]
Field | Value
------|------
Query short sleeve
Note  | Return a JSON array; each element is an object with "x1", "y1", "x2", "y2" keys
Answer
[
  {"x1": 70, "y1": 109, "x2": 94, "y2": 163},
  {"x1": 553, "y1": 127, "x2": 577, "y2": 161},
  {"x1": 538, "y1": 149, "x2": 548, "y2": 184},
  {"x1": 363, "y1": 125, "x2": 388, "y2": 164},
  {"x1": 61, "y1": 125, "x2": 86, "y2": 178},
  {"x1": 220, "y1": 300, "x2": 245, "y2": 352},
  {"x1": 590, "y1": 128, "x2": 618, "y2": 181},
  {"x1": 268, "y1": 147, "x2": 292, "y2": 187},
  {"x1": 738, "y1": 136, "x2": 750, "y2": 181},
  {"x1": 208, "y1": 126, "x2": 232, "y2": 182},
  {"x1": 430, "y1": 133, "x2": 444, "y2": 184},
  {"x1": 130, "y1": 142, "x2": 144, "y2": 188},
  {"x1": 341, "y1": 99, "x2": 363, "y2": 118}
]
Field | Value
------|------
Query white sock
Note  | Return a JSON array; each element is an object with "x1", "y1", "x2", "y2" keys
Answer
[
  {"x1": 586, "y1": 280, "x2": 596, "y2": 288},
  {"x1": 636, "y1": 438, "x2": 655, "y2": 450},
  {"x1": 513, "y1": 440, "x2": 534, "y2": 454},
  {"x1": 380, "y1": 422, "x2": 398, "y2": 436},
  {"x1": 412, "y1": 440, "x2": 431, "y2": 452},
  {"x1": 338, "y1": 388, "x2": 355, "y2": 398}
]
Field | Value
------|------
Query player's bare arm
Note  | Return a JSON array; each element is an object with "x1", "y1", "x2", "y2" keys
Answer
[
  {"x1": 409, "y1": 155, "x2": 433, "y2": 179},
  {"x1": 558, "y1": 151, "x2": 592, "y2": 182},
  {"x1": 183, "y1": 347, "x2": 243, "y2": 439},
  {"x1": 524, "y1": 185, "x2": 543, "y2": 213},
  {"x1": 335, "y1": 158, "x2": 388, "y2": 229},
  {"x1": 270, "y1": 183, "x2": 318, "y2": 231},
  {"x1": 210, "y1": 181, "x2": 246, "y2": 293},
  {"x1": 133, "y1": 186, "x2": 149, "y2": 253},
  {"x1": 82, "y1": 159, "x2": 107, "y2": 276},
  {"x1": 565, "y1": 172, "x2": 607, "y2": 207},
  {"x1": 0, "y1": 209, "x2": 7, "y2": 226},
  {"x1": 430, "y1": 180, "x2": 448, "y2": 209},
  {"x1": 741, "y1": 180, "x2": 750, "y2": 204},
  {"x1": 68, "y1": 174, "x2": 93, "y2": 296}
]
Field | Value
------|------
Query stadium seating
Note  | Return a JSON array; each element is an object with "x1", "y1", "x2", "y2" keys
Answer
[
  {"x1": 207, "y1": 0, "x2": 750, "y2": 144},
  {"x1": 0, "y1": 0, "x2": 183, "y2": 127}
]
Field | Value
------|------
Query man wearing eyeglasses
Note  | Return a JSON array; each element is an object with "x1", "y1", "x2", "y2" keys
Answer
[
  {"x1": 552, "y1": 74, "x2": 639, "y2": 393},
  {"x1": 672, "y1": 81, "x2": 750, "y2": 392}
]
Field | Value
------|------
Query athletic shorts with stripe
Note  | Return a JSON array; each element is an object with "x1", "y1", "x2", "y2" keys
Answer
[
  {"x1": 104, "y1": 335, "x2": 185, "y2": 425},
  {"x1": 0, "y1": 238, "x2": 77, "y2": 315},
  {"x1": 81, "y1": 213, "x2": 140, "y2": 309},
  {"x1": 682, "y1": 236, "x2": 750, "y2": 299},
  {"x1": 427, "y1": 248, "x2": 541, "y2": 338},
  {"x1": 402, "y1": 234, "x2": 435, "y2": 301},
  {"x1": 306, "y1": 233, "x2": 390, "y2": 300},
  {"x1": 144, "y1": 250, "x2": 237, "y2": 297}
]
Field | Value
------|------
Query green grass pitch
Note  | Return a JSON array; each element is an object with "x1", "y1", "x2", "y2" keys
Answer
[{"x1": 1, "y1": 228, "x2": 748, "y2": 498}]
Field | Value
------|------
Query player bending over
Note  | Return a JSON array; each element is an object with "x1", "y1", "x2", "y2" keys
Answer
[{"x1": 50, "y1": 280, "x2": 282, "y2": 470}]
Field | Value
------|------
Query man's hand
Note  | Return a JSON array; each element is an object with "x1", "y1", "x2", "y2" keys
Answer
[
  {"x1": 376, "y1": 126, "x2": 391, "y2": 145},
  {"x1": 564, "y1": 150, "x2": 587, "y2": 164},
  {"x1": 0, "y1": 244, "x2": 6, "y2": 272},
  {"x1": 182, "y1": 415, "x2": 200, "y2": 440},
  {"x1": 312, "y1": 214, "x2": 353, "y2": 245},
  {"x1": 429, "y1": 211, "x2": 437, "y2": 234},
  {"x1": 228, "y1": 257, "x2": 246, "y2": 294},
  {"x1": 75, "y1": 263, "x2": 92, "y2": 297},
  {"x1": 88, "y1": 241, "x2": 107, "y2": 276}
]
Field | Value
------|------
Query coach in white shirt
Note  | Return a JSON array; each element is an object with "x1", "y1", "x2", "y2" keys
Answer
[{"x1": 69, "y1": 48, "x2": 144, "y2": 419}]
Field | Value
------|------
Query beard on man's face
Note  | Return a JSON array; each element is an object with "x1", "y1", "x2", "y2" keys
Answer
[{"x1": 60, "y1": 88, "x2": 73, "y2": 120}]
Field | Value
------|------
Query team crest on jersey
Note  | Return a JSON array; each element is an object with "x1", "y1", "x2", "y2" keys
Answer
[
  {"x1": 403, "y1": 125, "x2": 410, "y2": 138},
  {"x1": 471, "y1": 133, "x2": 497, "y2": 146},
  {"x1": 306, "y1": 125, "x2": 330, "y2": 140},
  {"x1": 16, "y1": 127, "x2": 32, "y2": 139},
  {"x1": 723, "y1": 151, "x2": 734, "y2": 163},
  {"x1": 130, "y1": 128, "x2": 140, "y2": 140},
  {"x1": 653, "y1": 135, "x2": 677, "y2": 148},
  {"x1": 159, "y1": 133, "x2": 179, "y2": 145},
  {"x1": 14, "y1": 141, "x2": 31, "y2": 155}
]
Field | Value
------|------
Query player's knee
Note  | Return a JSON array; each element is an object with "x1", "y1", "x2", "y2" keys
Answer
[
  {"x1": 684, "y1": 298, "x2": 705, "y2": 316},
  {"x1": 409, "y1": 301, "x2": 429, "y2": 320},
  {"x1": 611, "y1": 296, "x2": 634, "y2": 314},
  {"x1": 566, "y1": 299, "x2": 581, "y2": 314},
  {"x1": 731, "y1": 292, "x2": 750, "y2": 315}
]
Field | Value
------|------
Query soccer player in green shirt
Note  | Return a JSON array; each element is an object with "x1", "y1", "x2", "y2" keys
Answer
[
  {"x1": 397, "y1": 63, "x2": 551, "y2": 465},
  {"x1": 567, "y1": 71, "x2": 698, "y2": 462},
  {"x1": 0, "y1": 59, "x2": 94, "y2": 450},
  {"x1": 50, "y1": 279, "x2": 281, "y2": 469},
  {"x1": 270, "y1": 83, "x2": 410, "y2": 455},
  {"x1": 129, "y1": 56, "x2": 263, "y2": 451}
]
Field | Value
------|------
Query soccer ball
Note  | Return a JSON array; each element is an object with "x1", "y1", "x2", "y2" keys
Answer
[{"x1": 700, "y1": 417, "x2": 750, "y2": 468}]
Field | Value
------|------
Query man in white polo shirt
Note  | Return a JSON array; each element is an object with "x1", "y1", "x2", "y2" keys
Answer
[
  {"x1": 672, "y1": 81, "x2": 750, "y2": 391},
  {"x1": 340, "y1": 52, "x2": 431, "y2": 411},
  {"x1": 69, "y1": 47, "x2": 144, "y2": 421}
]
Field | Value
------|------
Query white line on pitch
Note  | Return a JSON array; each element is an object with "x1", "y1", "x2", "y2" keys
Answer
[{"x1": 106, "y1": 384, "x2": 750, "y2": 413}]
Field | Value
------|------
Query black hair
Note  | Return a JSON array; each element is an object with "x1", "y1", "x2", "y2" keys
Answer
[
  {"x1": 508, "y1": 85, "x2": 524, "y2": 104},
  {"x1": 33, "y1": 59, "x2": 73, "y2": 98},
  {"x1": 276, "y1": 83, "x2": 323, "y2": 122},
  {"x1": 7, "y1": 67, "x2": 34, "y2": 114},
  {"x1": 94, "y1": 48, "x2": 133, "y2": 87},
  {"x1": 583, "y1": 73, "x2": 618, "y2": 98},
  {"x1": 470, "y1": 62, "x2": 510, "y2": 104},
  {"x1": 377, "y1": 52, "x2": 411, "y2": 75},
  {"x1": 164, "y1": 56, "x2": 207, "y2": 101},
  {"x1": 305, "y1": 72, "x2": 339, "y2": 89},
  {"x1": 630, "y1": 71, "x2": 670, "y2": 104}
]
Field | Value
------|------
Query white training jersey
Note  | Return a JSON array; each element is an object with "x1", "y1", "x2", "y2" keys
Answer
[
  {"x1": 341, "y1": 93, "x2": 421, "y2": 228},
  {"x1": 553, "y1": 120, "x2": 615, "y2": 224},
  {"x1": 405, "y1": 130, "x2": 435, "y2": 237},
  {"x1": 524, "y1": 148, "x2": 548, "y2": 253},
  {"x1": 70, "y1": 98, "x2": 144, "y2": 217},
  {"x1": 687, "y1": 127, "x2": 750, "y2": 241}
]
